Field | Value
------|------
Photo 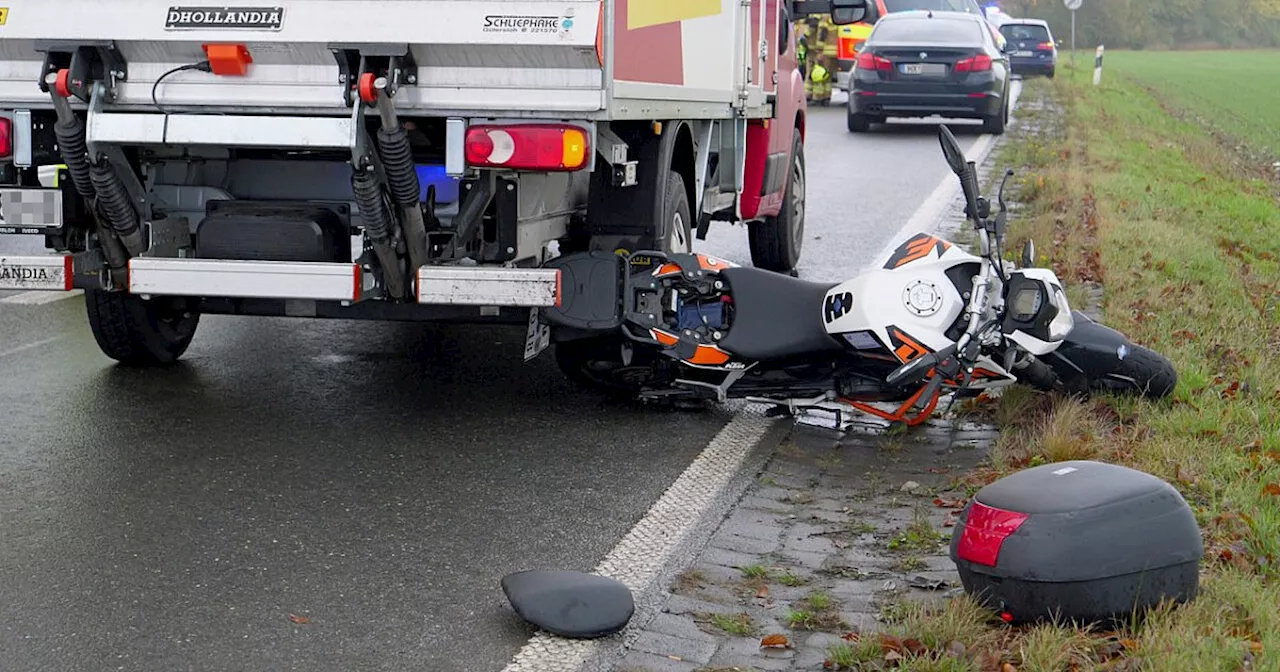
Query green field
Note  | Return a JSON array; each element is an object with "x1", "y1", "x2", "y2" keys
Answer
[
  {"x1": 1099, "y1": 49, "x2": 1280, "y2": 157},
  {"x1": 822, "y1": 53, "x2": 1280, "y2": 671}
]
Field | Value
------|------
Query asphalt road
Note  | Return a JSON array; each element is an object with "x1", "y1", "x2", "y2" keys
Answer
[
  {"x1": 0, "y1": 93, "x2": 1010, "y2": 671},
  {"x1": 700, "y1": 91, "x2": 1005, "y2": 282}
]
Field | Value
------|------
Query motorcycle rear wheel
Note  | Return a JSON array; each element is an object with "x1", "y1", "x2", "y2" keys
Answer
[{"x1": 554, "y1": 335, "x2": 659, "y2": 398}]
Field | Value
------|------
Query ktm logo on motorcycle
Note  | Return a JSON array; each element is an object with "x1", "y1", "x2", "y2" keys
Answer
[
  {"x1": 885, "y1": 233, "x2": 953, "y2": 270},
  {"x1": 824, "y1": 291, "x2": 854, "y2": 323}
]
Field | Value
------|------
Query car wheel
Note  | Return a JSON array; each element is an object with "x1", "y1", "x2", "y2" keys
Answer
[
  {"x1": 1047, "y1": 68, "x2": 1055, "y2": 79},
  {"x1": 847, "y1": 109, "x2": 870, "y2": 133},
  {"x1": 983, "y1": 92, "x2": 1008, "y2": 135}
]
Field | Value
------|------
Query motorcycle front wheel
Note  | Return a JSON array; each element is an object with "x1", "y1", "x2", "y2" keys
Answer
[
  {"x1": 1094, "y1": 344, "x2": 1178, "y2": 399},
  {"x1": 1024, "y1": 344, "x2": 1178, "y2": 400}
]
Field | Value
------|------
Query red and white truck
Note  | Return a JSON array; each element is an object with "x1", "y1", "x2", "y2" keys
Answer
[{"x1": 0, "y1": 0, "x2": 865, "y2": 368}]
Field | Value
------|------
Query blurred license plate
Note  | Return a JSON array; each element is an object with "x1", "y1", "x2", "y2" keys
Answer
[
  {"x1": 900, "y1": 63, "x2": 944, "y2": 75},
  {"x1": 1014, "y1": 50, "x2": 1034, "y2": 57},
  {"x1": 0, "y1": 187, "x2": 64, "y2": 234}
]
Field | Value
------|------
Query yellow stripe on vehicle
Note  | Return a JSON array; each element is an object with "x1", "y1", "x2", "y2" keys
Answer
[{"x1": 627, "y1": 0, "x2": 720, "y2": 30}]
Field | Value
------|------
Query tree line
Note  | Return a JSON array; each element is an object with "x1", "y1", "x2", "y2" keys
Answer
[{"x1": 997, "y1": 0, "x2": 1280, "y2": 49}]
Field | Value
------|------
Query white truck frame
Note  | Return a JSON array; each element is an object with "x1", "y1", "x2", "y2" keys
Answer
[{"x1": 0, "y1": 0, "x2": 866, "y2": 367}]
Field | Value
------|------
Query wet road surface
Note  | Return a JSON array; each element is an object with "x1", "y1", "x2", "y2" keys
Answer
[
  {"x1": 0, "y1": 98, "x2": 1010, "y2": 671},
  {"x1": 700, "y1": 91, "x2": 1006, "y2": 282}
]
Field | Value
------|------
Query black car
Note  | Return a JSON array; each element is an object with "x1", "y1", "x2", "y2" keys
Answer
[
  {"x1": 847, "y1": 10, "x2": 1011, "y2": 135},
  {"x1": 999, "y1": 19, "x2": 1058, "y2": 78}
]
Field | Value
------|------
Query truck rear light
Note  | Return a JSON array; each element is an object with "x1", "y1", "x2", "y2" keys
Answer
[
  {"x1": 956, "y1": 502, "x2": 1029, "y2": 566},
  {"x1": 464, "y1": 124, "x2": 589, "y2": 171},
  {"x1": 954, "y1": 54, "x2": 993, "y2": 73},
  {"x1": 0, "y1": 117, "x2": 11, "y2": 158},
  {"x1": 855, "y1": 51, "x2": 891, "y2": 71}
]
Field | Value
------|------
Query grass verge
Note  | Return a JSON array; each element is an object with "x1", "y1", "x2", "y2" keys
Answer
[{"x1": 850, "y1": 55, "x2": 1279, "y2": 670}]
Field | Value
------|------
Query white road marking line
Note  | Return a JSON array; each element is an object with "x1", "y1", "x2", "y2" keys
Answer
[
  {"x1": 0, "y1": 289, "x2": 83, "y2": 305},
  {"x1": 0, "y1": 335, "x2": 64, "y2": 359},
  {"x1": 502, "y1": 81, "x2": 1028, "y2": 671},
  {"x1": 500, "y1": 406, "x2": 774, "y2": 672},
  {"x1": 874, "y1": 79, "x2": 1024, "y2": 264}
]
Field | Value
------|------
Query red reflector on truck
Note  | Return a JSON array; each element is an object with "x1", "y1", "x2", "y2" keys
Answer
[
  {"x1": 956, "y1": 502, "x2": 1029, "y2": 567},
  {"x1": 0, "y1": 117, "x2": 11, "y2": 158},
  {"x1": 464, "y1": 125, "x2": 589, "y2": 171}
]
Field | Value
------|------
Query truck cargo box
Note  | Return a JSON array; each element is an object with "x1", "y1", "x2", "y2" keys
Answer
[{"x1": 0, "y1": 0, "x2": 779, "y2": 120}]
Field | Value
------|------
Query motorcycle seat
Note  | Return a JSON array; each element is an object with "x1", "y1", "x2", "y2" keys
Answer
[{"x1": 716, "y1": 267, "x2": 846, "y2": 361}]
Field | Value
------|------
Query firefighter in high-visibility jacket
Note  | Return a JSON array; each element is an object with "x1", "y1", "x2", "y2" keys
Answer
[{"x1": 795, "y1": 14, "x2": 836, "y2": 104}]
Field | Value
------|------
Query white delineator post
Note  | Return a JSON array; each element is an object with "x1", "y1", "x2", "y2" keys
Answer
[{"x1": 1093, "y1": 44, "x2": 1105, "y2": 85}]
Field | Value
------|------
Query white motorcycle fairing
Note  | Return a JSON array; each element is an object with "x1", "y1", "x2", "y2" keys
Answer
[{"x1": 820, "y1": 232, "x2": 1015, "y2": 389}]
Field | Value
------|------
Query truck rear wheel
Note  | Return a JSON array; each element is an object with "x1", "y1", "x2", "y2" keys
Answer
[
  {"x1": 748, "y1": 132, "x2": 805, "y2": 274},
  {"x1": 662, "y1": 169, "x2": 693, "y2": 253},
  {"x1": 85, "y1": 290, "x2": 201, "y2": 366}
]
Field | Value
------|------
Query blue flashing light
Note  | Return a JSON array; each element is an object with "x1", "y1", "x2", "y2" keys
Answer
[{"x1": 415, "y1": 164, "x2": 461, "y2": 204}]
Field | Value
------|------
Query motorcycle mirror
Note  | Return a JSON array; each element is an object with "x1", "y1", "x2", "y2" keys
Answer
[
  {"x1": 938, "y1": 125, "x2": 968, "y2": 177},
  {"x1": 1022, "y1": 239, "x2": 1036, "y2": 267}
]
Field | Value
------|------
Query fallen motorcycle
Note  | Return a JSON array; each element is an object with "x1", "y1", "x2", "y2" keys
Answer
[{"x1": 542, "y1": 125, "x2": 1176, "y2": 426}]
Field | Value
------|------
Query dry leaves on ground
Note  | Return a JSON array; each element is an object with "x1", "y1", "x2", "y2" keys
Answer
[{"x1": 760, "y1": 633, "x2": 791, "y2": 649}]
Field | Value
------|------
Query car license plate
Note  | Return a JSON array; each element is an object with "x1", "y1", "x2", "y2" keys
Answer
[
  {"x1": 900, "y1": 62, "x2": 945, "y2": 76},
  {"x1": 1014, "y1": 50, "x2": 1034, "y2": 57}
]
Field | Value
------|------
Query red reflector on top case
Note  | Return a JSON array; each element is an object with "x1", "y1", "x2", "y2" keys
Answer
[{"x1": 956, "y1": 501, "x2": 1029, "y2": 567}]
